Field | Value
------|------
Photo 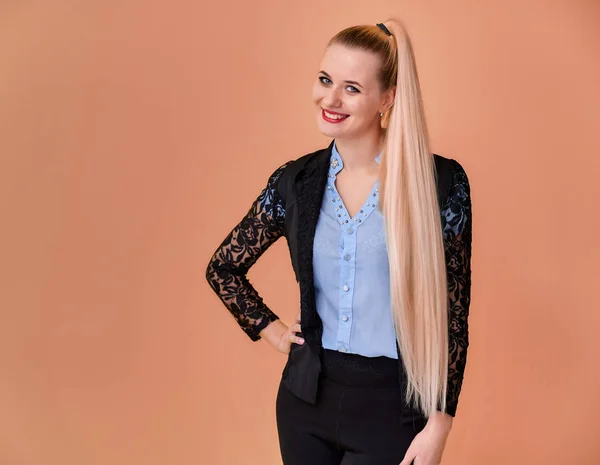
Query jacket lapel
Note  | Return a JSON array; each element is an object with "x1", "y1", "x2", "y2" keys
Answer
[{"x1": 292, "y1": 140, "x2": 333, "y2": 350}]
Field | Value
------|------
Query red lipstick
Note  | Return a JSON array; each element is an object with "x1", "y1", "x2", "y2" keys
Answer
[{"x1": 322, "y1": 108, "x2": 350, "y2": 123}]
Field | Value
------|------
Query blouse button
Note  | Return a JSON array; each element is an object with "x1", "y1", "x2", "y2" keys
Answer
[
  {"x1": 343, "y1": 285, "x2": 350, "y2": 292},
  {"x1": 344, "y1": 254, "x2": 351, "y2": 261},
  {"x1": 341, "y1": 315, "x2": 348, "y2": 321}
]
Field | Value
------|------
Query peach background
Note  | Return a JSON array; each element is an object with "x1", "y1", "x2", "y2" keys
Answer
[{"x1": 1, "y1": 1, "x2": 599, "y2": 464}]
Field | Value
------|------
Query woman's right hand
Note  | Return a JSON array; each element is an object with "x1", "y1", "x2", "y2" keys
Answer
[
  {"x1": 275, "y1": 312, "x2": 304, "y2": 355},
  {"x1": 259, "y1": 313, "x2": 305, "y2": 354}
]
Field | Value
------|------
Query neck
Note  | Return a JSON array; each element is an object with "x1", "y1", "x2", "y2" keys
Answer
[{"x1": 334, "y1": 130, "x2": 384, "y2": 173}]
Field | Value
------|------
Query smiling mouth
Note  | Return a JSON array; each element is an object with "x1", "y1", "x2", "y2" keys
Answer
[{"x1": 322, "y1": 109, "x2": 350, "y2": 122}]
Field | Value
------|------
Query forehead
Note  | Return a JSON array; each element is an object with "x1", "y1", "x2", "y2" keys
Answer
[{"x1": 319, "y1": 43, "x2": 381, "y2": 85}]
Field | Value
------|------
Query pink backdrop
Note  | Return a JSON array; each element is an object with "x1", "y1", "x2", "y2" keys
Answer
[{"x1": 1, "y1": 1, "x2": 599, "y2": 464}]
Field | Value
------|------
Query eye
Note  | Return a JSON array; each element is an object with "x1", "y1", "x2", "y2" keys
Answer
[{"x1": 318, "y1": 76, "x2": 360, "y2": 93}]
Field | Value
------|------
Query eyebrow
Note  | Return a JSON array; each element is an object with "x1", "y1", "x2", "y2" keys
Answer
[{"x1": 319, "y1": 70, "x2": 364, "y2": 89}]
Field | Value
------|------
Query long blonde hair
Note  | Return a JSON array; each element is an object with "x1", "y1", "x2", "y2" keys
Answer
[{"x1": 329, "y1": 18, "x2": 448, "y2": 417}]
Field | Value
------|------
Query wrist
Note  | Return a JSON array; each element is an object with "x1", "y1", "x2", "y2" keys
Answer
[
  {"x1": 425, "y1": 411, "x2": 453, "y2": 436},
  {"x1": 259, "y1": 319, "x2": 287, "y2": 348}
]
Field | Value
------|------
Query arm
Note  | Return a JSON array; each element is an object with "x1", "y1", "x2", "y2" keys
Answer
[
  {"x1": 205, "y1": 160, "x2": 292, "y2": 341},
  {"x1": 441, "y1": 160, "x2": 473, "y2": 418},
  {"x1": 426, "y1": 161, "x2": 472, "y2": 435}
]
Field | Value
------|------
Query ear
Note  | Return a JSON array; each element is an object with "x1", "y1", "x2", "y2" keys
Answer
[{"x1": 381, "y1": 86, "x2": 396, "y2": 113}]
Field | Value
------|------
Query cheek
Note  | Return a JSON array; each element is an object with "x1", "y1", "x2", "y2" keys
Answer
[
  {"x1": 311, "y1": 85, "x2": 323, "y2": 104},
  {"x1": 351, "y1": 100, "x2": 376, "y2": 119}
]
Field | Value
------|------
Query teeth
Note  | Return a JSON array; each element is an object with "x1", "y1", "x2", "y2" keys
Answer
[{"x1": 324, "y1": 110, "x2": 348, "y2": 120}]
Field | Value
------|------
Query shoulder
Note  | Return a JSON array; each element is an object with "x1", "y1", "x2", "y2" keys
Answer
[
  {"x1": 433, "y1": 153, "x2": 470, "y2": 194},
  {"x1": 433, "y1": 153, "x2": 468, "y2": 179},
  {"x1": 271, "y1": 145, "x2": 330, "y2": 199},
  {"x1": 281, "y1": 145, "x2": 328, "y2": 177}
]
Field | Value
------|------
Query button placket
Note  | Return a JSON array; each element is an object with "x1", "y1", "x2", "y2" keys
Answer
[
  {"x1": 337, "y1": 203, "x2": 356, "y2": 352},
  {"x1": 326, "y1": 147, "x2": 383, "y2": 356}
]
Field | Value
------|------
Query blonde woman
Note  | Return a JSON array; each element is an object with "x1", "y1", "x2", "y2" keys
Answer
[{"x1": 206, "y1": 18, "x2": 472, "y2": 465}]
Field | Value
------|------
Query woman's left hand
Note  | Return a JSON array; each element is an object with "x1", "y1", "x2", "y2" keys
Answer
[{"x1": 398, "y1": 414, "x2": 452, "y2": 465}]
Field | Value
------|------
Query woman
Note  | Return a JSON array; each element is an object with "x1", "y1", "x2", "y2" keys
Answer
[{"x1": 206, "y1": 18, "x2": 472, "y2": 465}]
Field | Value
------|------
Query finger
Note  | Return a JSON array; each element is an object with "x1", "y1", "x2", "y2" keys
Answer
[
  {"x1": 399, "y1": 450, "x2": 416, "y2": 465},
  {"x1": 289, "y1": 332, "x2": 304, "y2": 344},
  {"x1": 292, "y1": 323, "x2": 302, "y2": 333}
]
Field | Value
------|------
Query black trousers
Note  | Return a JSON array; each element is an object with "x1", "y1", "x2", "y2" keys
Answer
[{"x1": 276, "y1": 348, "x2": 427, "y2": 465}]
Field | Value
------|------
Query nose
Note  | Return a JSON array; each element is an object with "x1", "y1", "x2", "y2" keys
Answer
[{"x1": 322, "y1": 86, "x2": 343, "y2": 108}]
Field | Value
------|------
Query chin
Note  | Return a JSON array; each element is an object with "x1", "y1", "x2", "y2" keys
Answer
[{"x1": 316, "y1": 119, "x2": 351, "y2": 139}]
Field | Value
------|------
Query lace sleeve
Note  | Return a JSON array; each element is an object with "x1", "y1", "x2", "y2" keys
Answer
[
  {"x1": 205, "y1": 160, "x2": 292, "y2": 342},
  {"x1": 441, "y1": 161, "x2": 473, "y2": 417}
]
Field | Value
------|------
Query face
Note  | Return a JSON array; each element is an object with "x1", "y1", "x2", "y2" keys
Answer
[{"x1": 312, "y1": 43, "x2": 395, "y2": 141}]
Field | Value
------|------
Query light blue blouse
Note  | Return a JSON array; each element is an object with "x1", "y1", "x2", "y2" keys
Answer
[{"x1": 313, "y1": 140, "x2": 399, "y2": 359}]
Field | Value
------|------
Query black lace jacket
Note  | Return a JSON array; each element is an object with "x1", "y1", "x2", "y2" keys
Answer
[{"x1": 205, "y1": 152, "x2": 472, "y2": 417}]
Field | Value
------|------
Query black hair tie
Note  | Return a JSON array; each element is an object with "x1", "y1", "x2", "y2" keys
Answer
[{"x1": 376, "y1": 23, "x2": 392, "y2": 36}]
